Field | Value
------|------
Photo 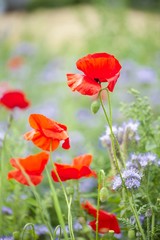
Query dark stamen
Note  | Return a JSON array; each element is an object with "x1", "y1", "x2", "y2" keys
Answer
[{"x1": 94, "y1": 78, "x2": 101, "y2": 84}]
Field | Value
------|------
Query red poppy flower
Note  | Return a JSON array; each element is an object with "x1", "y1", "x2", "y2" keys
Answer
[
  {"x1": 0, "y1": 90, "x2": 30, "y2": 110},
  {"x1": 66, "y1": 52, "x2": 121, "y2": 96},
  {"x1": 8, "y1": 152, "x2": 49, "y2": 186},
  {"x1": 51, "y1": 154, "x2": 96, "y2": 182},
  {"x1": 82, "y1": 201, "x2": 120, "y2": 234},
  {"x1": 24, "y1": 114, "x2": 70, "y2": 151}
]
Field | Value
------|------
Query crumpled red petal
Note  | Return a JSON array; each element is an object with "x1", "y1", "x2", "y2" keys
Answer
[{"x1": 67, "y1": 74, "x2": 101, "y2": 96}]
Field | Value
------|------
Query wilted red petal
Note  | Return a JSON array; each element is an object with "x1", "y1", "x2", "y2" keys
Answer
[
  {"x1": 0, "y1": 90, "x2": 30, "y2": 110},
  {"x1": 67, "y1": 74, "x2": 101, "y2": 96}
]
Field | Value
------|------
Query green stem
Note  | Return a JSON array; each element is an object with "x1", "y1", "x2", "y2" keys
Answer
[
  {"x1": 0, "y1": 112, "x2": 14, "y2": 233},
  {"x1": 99, "y1": 89, "x2": 125, "y2": 168},
  {"x1": 96, "y1": 172, "x2": 101, "y2": 240},
  {"x1": 147, "y1": 216, "x2": 150, "y2": 240},
  {"x1": 45, "y1": 167, "x2": 69, "y2": 240},
  {"x1": 98, "y1": 89, "x2": 146, "y2": 239},
  {"x1": 151, "y1": 212, "x2": 155, "y2": 240},
  {"x1": 130, "y1": 192, "x2": 146, "y2": 240},
  {"x1": 21, "y1": 223, "x2": 37, "y2": 240},
  {"x1": 49, "y1": 151, "x2": 75, "y2": 240},
  {"x1": 106, "y1": 88, "x2": 112, "y2": 125},
  {"x1": 15, "y1": 159, "x2": 54, "y2": 239},
  {"x1": 98, "y1": 89, "x2": 124, "y2": 182}
]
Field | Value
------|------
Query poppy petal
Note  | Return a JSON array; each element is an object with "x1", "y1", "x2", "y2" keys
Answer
[
  {"x1": 107, "y1": 72, "x2": 120, "y2": 92},
  {"x1": 62, "y1": 137, "x2": 70, "y2": 149},
  {"x1": 28, "y1": 114, "x2": 57, "y2": 131},
  {"x1": 73, "y1": 154, "x2": 92, "y2": 168},
  {"x1": 8, "y1": 170, "x2": 43, "y2": 186},
  {"x1": 51, "y1": 166, "x2": 78, "y2": 182},
  {"x1": 76, "y1": 53, "x2": 122, "y2": 80},
  {"x1": 32, "y1": 131, "x2": 60, "y2": 151},
  {"x1": 0, "y1": 90, "x2": 30, "y2": 110},
  {"x1": 81, "y1": 201, "x2": 97, "y2": 218},
  {"x1": 10, "y1": 152, "x2": 49, "y2": 175},
  {"x1": 82, "y1": 201, "x2": 121, "y2": 234},
  {"x1": 67, "y1": 74, "x2": 101, "y2": 96}
]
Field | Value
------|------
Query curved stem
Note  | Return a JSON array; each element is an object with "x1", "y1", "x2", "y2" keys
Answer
[{"x1": 21, "y1": 223, "x2": 36, "y2": 240}]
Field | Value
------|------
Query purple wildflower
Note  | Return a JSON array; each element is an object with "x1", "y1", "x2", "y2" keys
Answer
[
  {"x1": 2, "y1": 206, "x2": 13, "y2": 215},
  {"x1": 34, "y1": 224, "x2": 49, "y2": 235},
  {"x1": 0, "y1": 237, "x2": 13, "y2": 240},
  {"x1": 100, "y1": 120, "x2": 140, "y2": 148},
  {"x1": 112, "y1": 168, "x2": 142, "y2": 190},
  {"x1": 129, "y1": 152, "x2": 158, "y2": 168}
]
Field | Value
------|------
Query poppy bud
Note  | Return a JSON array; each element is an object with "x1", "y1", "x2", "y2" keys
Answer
[
  {"x1": 100, "y1": 187, "x2": 108, "y2": 202},
  {"x1": 91, "y1": 100, "x2": 100, "y2": 114},
  {"x1": 128, "y1": 229, "x2": 135, "y2": 239}
]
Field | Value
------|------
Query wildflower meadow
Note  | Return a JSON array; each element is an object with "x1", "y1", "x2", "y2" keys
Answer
[{"x1": 0, "y1": 3, "x2": 160, "y2": 240}]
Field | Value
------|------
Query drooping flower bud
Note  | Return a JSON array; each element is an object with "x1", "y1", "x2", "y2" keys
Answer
[{"x1": 91, "y1": 100, "x2": 100, "y2": 114}]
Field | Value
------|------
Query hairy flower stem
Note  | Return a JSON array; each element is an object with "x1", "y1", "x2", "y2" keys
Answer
[
  {"x1": 151, "y1": 212, "x2": 155, "y2": 240},
  {"x1": 96, "y1": 171, "x2": 101, "y2": 240},
  {"x1": 14, "y1": 159, "x2": 54, "y2": 240},
  {"x1": 130, "y1": 192, "x2": 146, "y2": 240},
  {"x1": 99, "y1": 89, "x2": 125, "y2": 169},
  {"x1": 98, "y1": 89, "x2": 146, "y2": 240},
  {"x1": 49, "y1": 150, "x2": 75, "y2": 240}
]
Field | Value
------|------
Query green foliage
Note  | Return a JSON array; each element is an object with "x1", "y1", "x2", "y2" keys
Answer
[{"x1": 121, "y1": 88, "x2": 160, "y2": 153}]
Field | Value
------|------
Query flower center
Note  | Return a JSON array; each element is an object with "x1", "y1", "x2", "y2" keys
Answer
[{"x1": 94, "y1": 78, "x2": 101, "y2": 84}]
